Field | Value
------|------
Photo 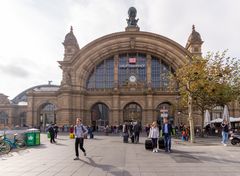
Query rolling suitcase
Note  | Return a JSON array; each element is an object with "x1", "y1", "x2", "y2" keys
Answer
[
  {"x1": 145, "y1": 139, "x2": 153, "y2": 150},
  {"x1": 158, "y1": 137, "x2": 165, "y2": 149}
]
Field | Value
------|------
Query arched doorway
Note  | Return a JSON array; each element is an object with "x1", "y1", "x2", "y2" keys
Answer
[
  {"x1": 123, "y1": 103, "x2": 142, "y2": 123},
  {"x1": 91, "y1": 103, "x2": 109, "y2": 131},
  {"x1": 156, "y1": 102, "x2": 174, "y2": 126},
  {"x1": 39, "y1": 103, "x2": 57, "y2": 130}
]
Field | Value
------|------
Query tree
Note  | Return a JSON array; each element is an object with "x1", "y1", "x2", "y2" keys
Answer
[{"x1": 173, "y1": 51, "x2": 240, "y2": 142}]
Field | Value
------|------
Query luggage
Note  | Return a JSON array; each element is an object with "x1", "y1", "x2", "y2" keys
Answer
[
  {"x1": 69, "y1": 133, "x2": 75, "y2": 139},
  {"x1": 158, "y1": 137, "x2": 165, "y2": 149},
  {"x1": 145, "y1": 139, "x2": 153, "y2": 150},
  {"x1": 123, "y1": 133, "x2": 129, "y2": 143}
]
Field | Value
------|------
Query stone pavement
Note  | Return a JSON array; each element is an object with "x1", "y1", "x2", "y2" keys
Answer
[{"x1": 0, "y1": 133, "x2": 240, "y2": 176}]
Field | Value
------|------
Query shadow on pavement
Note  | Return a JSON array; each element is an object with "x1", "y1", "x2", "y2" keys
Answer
[
  {"x1": 76, "y1": 157, "x2": 132, "y2": 176},
  {"x1": 171, "y1": 149, "x2": 240, "y2": 164}
]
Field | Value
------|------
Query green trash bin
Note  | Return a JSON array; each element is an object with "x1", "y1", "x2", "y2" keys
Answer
[{"x1": 25, "y1": 129, "x2": 41, "y2": 146}]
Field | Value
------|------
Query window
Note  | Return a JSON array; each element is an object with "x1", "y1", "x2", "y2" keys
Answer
[
  {"x1": 87, "y1": 57, "x2": 114, "y2": 89},
  {"x1": 0, "y1": 111, "x2": 8, "y2": 125},
  {"x1": 151, "y1": 56, "x2": 173, "y2": 89},
  {"x1": 118, "y1": 53, "x2": 146, "y2": 86}
]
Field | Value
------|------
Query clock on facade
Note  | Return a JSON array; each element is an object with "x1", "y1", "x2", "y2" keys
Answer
[{"x1": 129, "y1": 75, "x2": 137, "y2": 82}]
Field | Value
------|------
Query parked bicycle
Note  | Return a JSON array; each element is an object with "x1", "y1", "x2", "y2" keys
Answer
[
  {"x1": 0, "y1": 135, "x2": 11, "y2": 154},
  {"x1": 0, "y1": 132, "x2": 26, "y2": 155}
]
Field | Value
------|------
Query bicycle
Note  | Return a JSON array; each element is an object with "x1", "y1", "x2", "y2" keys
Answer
[
  {"x1": 0, "y1": 135, "x2": 11, "y2": 155},
  {"x1": 0, "y1": 132, "x2": 26, "y2": 154}
]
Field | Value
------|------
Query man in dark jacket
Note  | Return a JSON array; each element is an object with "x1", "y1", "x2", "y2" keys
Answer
[
  {"x1": 47, "y1": 123, "x2": 56, "y2": 143},
  {"x1": 162, "y1": 117, "x2": 173, "y2": 153},
  {"x1": 133, "y1": 121, "x2": 141, "y2": 143}
]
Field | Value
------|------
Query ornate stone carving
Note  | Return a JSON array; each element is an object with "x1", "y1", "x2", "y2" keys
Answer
[
  {"x1": 61, "y1": 68, "x2": 72, "y2": 86},
  {"x1": 129, "y1": 37, "x2": 136, "y2": 49}
]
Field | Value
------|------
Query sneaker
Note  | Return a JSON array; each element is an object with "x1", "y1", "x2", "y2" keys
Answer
[
  {"x1": 74, "y1": 157, "x2": 80, "y2": 160},
  {"x1": 221, "y1": 141, "x2": 224, "y2": 144},
  {"x1": 84, "y1": 152, "x2": 86, "y2": 156},
  {"x1": 223, "y1": 144, "x2": 227, "y2": 147}
]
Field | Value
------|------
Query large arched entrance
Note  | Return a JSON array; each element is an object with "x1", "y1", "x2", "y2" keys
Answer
[
  {"x1": 38, "y1": 103, "x2": 57, "y2": 130},
  {"x1": 156, "y1": 102, "x2": 174, "y2": 126},
  {"x1": 123, "y1": 103, "x2": 142, "y2": 122},
  {"x1": 91, "y1": 103, "x2": 109, "y2": 131}
]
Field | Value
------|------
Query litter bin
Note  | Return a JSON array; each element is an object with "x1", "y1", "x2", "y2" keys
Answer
[{"x1": 25, "y1": 128, "x2": 40, "y2": 146}]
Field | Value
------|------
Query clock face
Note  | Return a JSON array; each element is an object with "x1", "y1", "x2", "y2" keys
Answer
[{"x1": 129, "y1": 75, "x2": 137, "y2": 82}]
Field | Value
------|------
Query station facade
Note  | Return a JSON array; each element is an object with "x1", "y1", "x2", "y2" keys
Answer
[{"x1": 1, "y1": 8, "x2": 240, "y2": 130}]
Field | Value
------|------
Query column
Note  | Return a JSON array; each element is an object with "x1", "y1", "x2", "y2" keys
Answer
[
  {"x1": 114, "y1": 55, "x2": 119, "y2": 90},
  {"x1": 146, "y1": 54, "x2": 152, "y2": 90}
]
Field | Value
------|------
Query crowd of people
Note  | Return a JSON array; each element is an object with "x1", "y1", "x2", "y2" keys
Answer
[{"x1": 43, "y1": 116, "x2": 234, "y2": 160}]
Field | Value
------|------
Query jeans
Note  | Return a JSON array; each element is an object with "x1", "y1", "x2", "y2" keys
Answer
[
  {"x1": 222, "y1": 131, "x2": 228, "y2": 144},
  {"x1": 75, "y1": 138, "x2": 86, "y2": 157},
  {"x1": 164, "y1": 134, "x2": 171, "y2": 151},
  {"x1": 151, "y1": 138, "x2": 158, "y2": 149}
]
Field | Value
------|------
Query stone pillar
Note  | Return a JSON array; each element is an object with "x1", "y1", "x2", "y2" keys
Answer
[
  {"x1": 146, "y1": 54, "x2": 152, "y2": 90},
  {"x1": 26, "y1": 91, "x2": 34, "y2": 127},
  {"x1": 144, "y1": 94, "x2": 153, "y2": 125},
  {"x1": 57, "y1": 89, "x2": 73, "y2": 127},
  {"x1": 112, "y1": 94, "x2": 120, "y2": 125},
  {"x1": 114, "y1": 55, "x2": 119, "y2": 90}
]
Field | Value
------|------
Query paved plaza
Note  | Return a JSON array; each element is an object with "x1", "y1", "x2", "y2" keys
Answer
[{"x1": 1, "y1": 133, "x2": 240, "y2": 176}]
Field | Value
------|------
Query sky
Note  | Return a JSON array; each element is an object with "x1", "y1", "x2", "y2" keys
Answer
[{"x1": 0, "y1": 0, "x2": 239, "y2": 99}]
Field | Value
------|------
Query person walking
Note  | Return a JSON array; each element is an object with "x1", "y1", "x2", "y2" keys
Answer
[
  {"x1": 54, "y1": 124, "x2": 59, "y2": 138},
  {"x1": 162, "y1": 117, "x2": 173, "y2": 153},
  {"x1": 133, "y1": 121, "x2": 141, "y2": 143},
  {"x1": 221, "y1": 119, "x2": 229, "y2": 146},
  {"x1": 74, "y1": 118, "x2": 88, "y2": 160},
  {"x1": 148, "y1": 121, "x2": 159, "y2": 153},
  {"x1": 47, "y1": 123, "x2": 56, "y2": 143}
]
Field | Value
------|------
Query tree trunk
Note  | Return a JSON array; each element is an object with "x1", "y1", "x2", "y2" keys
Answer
[
  {"x1": 201, "y1": 111, "x2": 205, "y2": 137},
  {"x1": 188, "y1": 93, "x2": 195, "y2": 143}
]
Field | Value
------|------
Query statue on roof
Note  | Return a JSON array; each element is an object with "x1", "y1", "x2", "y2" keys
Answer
[{"x1": 127, "y1": 7, "x2": 139, "y2": 27}]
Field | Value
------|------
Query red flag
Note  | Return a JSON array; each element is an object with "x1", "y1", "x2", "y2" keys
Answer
[{"x1": 128, "y1": 57, "x2": 136, "y2": 64}]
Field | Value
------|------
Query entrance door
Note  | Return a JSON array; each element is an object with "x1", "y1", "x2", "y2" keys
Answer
[
  {"x1": 39, "y1": 103, "x2": 56, "y2": 130},
  {"x1": 91, "y1": 103, "x2": 109, "y2": 131},
  {"x1": 123, "y1": 103, "x2": 142, "y2": 122}
]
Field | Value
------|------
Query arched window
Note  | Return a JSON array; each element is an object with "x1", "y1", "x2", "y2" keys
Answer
[
  {"x1": 151, "y1": 57, "x2": 174, "y2": 89},
  {"x1": 123, "y1": 103, "x2": 142, "y2": 122},
  {"x1": 87, "y1": 58, "x2": 114, "y2": 89}
]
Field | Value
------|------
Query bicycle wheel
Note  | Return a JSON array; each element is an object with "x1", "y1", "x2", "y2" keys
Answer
[
  {"x1": 0, "y1": 141, "x2": 11, "y2": 154},
  {"x1": 15, "y1": 139, "x2": 26, "y2": 148}
]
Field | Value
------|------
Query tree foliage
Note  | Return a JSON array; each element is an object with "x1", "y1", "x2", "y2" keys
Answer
[{"x1": 173, "y1": 51, "x2": 240, "y2": 138}]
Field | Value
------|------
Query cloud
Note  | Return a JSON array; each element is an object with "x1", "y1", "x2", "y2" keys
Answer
[{"x1": 0, "y1": 64, "x2": 29, "y2": 78}]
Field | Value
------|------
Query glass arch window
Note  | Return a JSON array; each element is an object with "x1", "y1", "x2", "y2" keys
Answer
[
  {"x1": 151, "y1": 56, "x2": 173, "y2": 89},
  {"x1": 118, "y1": 53, "x2": 146, "y2": 86},
  {"x1": 87, "y1": 57, "x2": 114, "y2": 89}
]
